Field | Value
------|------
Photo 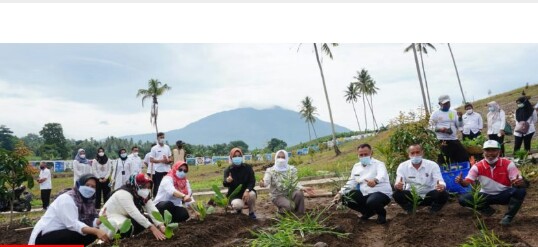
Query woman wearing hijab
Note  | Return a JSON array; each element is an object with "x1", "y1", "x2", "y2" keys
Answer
[
  {"x1": 29, "y1": 173, "x2": 110, "y2": 245},
  {"x1": 153, "y1": 161, "x2": 193, "y2": 223},
  {"x1": 223, "y1": 147, "x2": 257, "y2": 219},
  {"x1": 99, "y1": 174, "x2": 166, "y2": 241},
  {"x1": 487, "y1": 101, "x2": 507, "y2": 156},
  {"x1": 111, "y1": 149, "x2": 131, "y2": 191},
  {"x1": 514, "y1": 96, "x2": 537, "y2": 153},
  {"x1": 73, "y1": 149, "x2": 92, "y2": 186},
  {"x1": 259, "y1": 150, "x2": 314, "y2": 214},
  {"x1": 92, "y1": 147, "x2": 113, "y2": 209}
]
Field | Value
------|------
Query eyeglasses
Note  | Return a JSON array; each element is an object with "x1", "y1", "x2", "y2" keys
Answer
[{"x1": 178, "y1": 169, "x2": 188, "y2": 173}]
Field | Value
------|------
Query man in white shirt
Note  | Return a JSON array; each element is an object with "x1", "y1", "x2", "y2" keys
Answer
[
  {"x1": 460, "y1": 103, "x2": 484, "y2": 140},
  {"x1": 127, "y1": 146, "x2": 143, "y2": 175},
  {"x1": 37, "y1": 161, "x2": 52, "y2": 210},
  {"x1": 150, "y1": 132, "x2": 172, "y2": 197},
  {"x1": 393, "y1": 144, "x2": 448, "y2": 214},
  {"x1": 333, "y1": 144, "x2": 392, "y2": 224},
  {"x1": 144, "y1": 143, "x2": 156, "y2": 177},
  {"x1": 429, "y1": 94, "x2": 469, "y2": 165}
]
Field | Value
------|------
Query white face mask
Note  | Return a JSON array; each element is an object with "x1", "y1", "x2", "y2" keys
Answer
[
  {"x1": 486, "y1": 157, "x2": 499, "y2": 165},
  {"x1": 158, "y1": 138, "x2": 165, "y2": 144},
  {"x1": 275, "y1": 158, "x2": 287, "y2": 168},
  {"x1": 137, "y1": 188, "x2": 151, "y2": 198},
  {"x1": 133, "y1": 152, "x2": 139, "y2": 157},
  {"x1": 120, "y1": 153, "x2": 127, "y2": 158},
  {"x1": 98, "y1": 152, "x2": 104, "y2": 157},
  {"x1": 466, "y1": 109, "x2": 473, "y2": 115},
  {"x1": 79, "y1": 154, "x2": 86, "y2": 159}
]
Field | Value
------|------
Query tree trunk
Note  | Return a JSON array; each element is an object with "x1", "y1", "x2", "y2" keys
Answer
[
  {"x1": 307, "y1": 122, "x2": 312, "y2": 143},
  {"x1": 419, "y1": 47, "x2": 432, "y2": 112},
  {"x1": 351, "y1": 101, "x2": 362, "y2": 132},
  {"x1": 313, "y1": 43, "x2": 340, "y2": 155},
  {"x1": 311, "y1": 121, "x2": 318, "y2": 139},
  {"x1": 9, "y1": 185, "x2": 15, "y2": 226},
  {"x1": 362, "y1": 93, "x2": 368, "y2": 131},
  {"x1": 367, "y1": 94, "x2": 378, "y2": 130},
  {"x1": 412, "y1": 44, "x2": 430, "y2": 116},
  {"x1": 448, "y1": 43, "x2": 467, "y2": 103}
]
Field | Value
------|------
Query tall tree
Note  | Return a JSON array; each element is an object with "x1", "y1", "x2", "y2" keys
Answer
[
  {"x1": 136, "y1": 79, "x2": 172, "y2": 135},
  {"x1": 409, "y1": 43, "x2": 430, "y2": 115},
  {"x1": 228, "y1": 140, "x2": 249, "y2": 153},
  {"x1": 354, "y1": 69, "x2": 371, "y2": 131},
  {"x1": 313, "y1": 43, "x2": 341, "y2": 155},
  {"x1": 266, "y1": 138, "x2": 287, "y2": 152},
  {"x1": 344, "y1": 83, "x2": 362, "y2": 132},
  {"x1": 39, "y1": 123, "x2": 68, "y2": 159},
  {"x1": 21, "y1": 133, "x2": 44, "y2": 157},
  {"x1": 405, "y1": 43, "x2": 436, "y2": 112},
  {"x1": 365, "y1": 77, "x2": 379, "y2": 130},
  {"x1": 447, "y1": 43, "x2": 467, "y2": 103},
  {"x1": 0, "y1": 125, "x2": 17, "y2": 151},
  {"x1": 299, "y1": 96, "x2": 319, "y2": 142}
]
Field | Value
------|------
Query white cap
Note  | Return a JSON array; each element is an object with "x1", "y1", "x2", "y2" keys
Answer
[
  {"x1": 438, "y1": 95, "x2": 450, "y2": 104},
  {"x1": 483, "y1": 140, "x2": 500, "y2": 149}
]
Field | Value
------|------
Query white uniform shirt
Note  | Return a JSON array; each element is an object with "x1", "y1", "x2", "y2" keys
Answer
[
  {"x1": 112, "y1": 158, "x2": 131, "y2": 190},
  {"x1": 461, "y1": 112, "x2": 483, "y2": 135},
  {"x1": 144, "y1": 152, "x2": 154, "y2": 175},
  {"x1": 99, "y1": 190, "x2": 162, "y2": 236},
  {"x1": 92, "y1": 159, "x2": 112, "y2": 180},
  {"x1": 153, "y1": 176, "x2": 193, "y2": 207},
  {"x1": 514, "y1": 111, "x2": 538, "y2": 137},
  {"x1": 127, "y1": 154, "x2": 143, "y2": 175},
  {"x1": 487, "y1": 110, "x2": 506, "y2": 135},
  {"x1": 29, "y1": 193, "x2": 96, "y2": 245},
  {"x1": 73, "y1": 160, "x2": 93, "y2": 185},
  {"x1": 150, "y1": 144, "x2": 172, "y2": 173},
  {"x1": 395, "y1": 159, "x2": 446, "y2": 198},
  {"x1": 429, "y1": 109, "x2": 462, "y2": 140},
  {"x1": 340, "y1": 158, "x2": 392, "y2": 197},
  {"x1": 39, "y1": 168, "x2": 52, "y2": 190}
]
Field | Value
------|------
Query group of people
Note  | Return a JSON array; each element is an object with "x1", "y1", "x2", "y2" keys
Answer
[
  {"x1": 430, "y1": 94, "x2": 537, "y2": 163},
  {"x1": 333, "y1": 140, "x2": 527, "y2": 226}
]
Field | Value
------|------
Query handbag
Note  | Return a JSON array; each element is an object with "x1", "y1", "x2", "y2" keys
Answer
[
  {"x1": 514, "y1": 121, "x2": 530, "y2": 134},
  {"x1": 503, "y1": 121, "x2": 513, "y2": 135}
]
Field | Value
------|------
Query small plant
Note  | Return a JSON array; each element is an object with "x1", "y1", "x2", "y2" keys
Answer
[
  {"x1": 190, "y1": 200, "x2": 215, "y2": 221},
  {"x1": 99, "y1": 216, "x2": 133, "y2": 247},
  {"x1": 19, "y1": 214, "x2": 34, "y2": 227},
  {"x1": 211, "y1": 184, "x2": 243, "y2": 214},
  {"x1": 464, "y1": 183, "x2": 487, "y2": 216},
  {"x1": 405, "y1": 184, "x2": 422, "y2": 216},
  {"x1": 151, "y1": 210, "x2": 179, "y2": 238},
  {"x1": 275, "y1": 169, "x2": 300, "y2": 210},
  {"x1": 514, "y1": 149, "x2": 530, "y2": 166},
  {"x1": 460, "y1": 217, "x2": 511, "y2": 247},
  {"x1": 250, "y1": 228, "x2": 303, "y2": 247}
]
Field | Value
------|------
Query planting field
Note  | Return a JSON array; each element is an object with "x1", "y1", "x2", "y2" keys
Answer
[{"x1": 3, "y1": 181, "x2": 538, "y2": 246}]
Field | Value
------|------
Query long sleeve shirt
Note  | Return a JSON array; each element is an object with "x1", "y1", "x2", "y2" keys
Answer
[
  {"x1": 92, "y1": 159, "x2": 112, "y2": 180},
  {"x1": 144, "y1": 152, "x2": 154, "y2": 175},
  {"x1": 99, "y1": 190, "x2": 162, "y2": 230},
  {"x1": 112, "y1": 159, "x2": 131, "y2": 190},
  {"x1": 153, "y1": 176, "x2": 193, "y2": 207},
  {"x1": 38, "y1": 168, "x2": 52, "y2": 190},
  {"x1": 262, "y1": 166, "x2": 304, "y2": 200},
  {"x1": 513, "y1": 111, "x2": 538, "y2": 137},
  {"x1": 461, "y1": 112, "x2": 484, "y2": 135},
  {"x1": 395, "y1": 159, "x2": 446, "y2": 198},
  {"x1": 29, "y1": 193, "x2": 96, "y2": 244},
  {"x1": 73, "y1": 160, "x2": 92, "y2": 185},
  {"x1": 487, "y1": 110, "x2": 506, "y2": 135},
  {"x1": 340, "y1": 158, "x2": 392, "y2": 197},
  {"x1": 223, "y1": 164, "x2": 256, "y2": 199},
  {"x1": 127, "y1": 154, "x2": 143, "y2": 175},
  {"x1": 429, "y1": 109, "x2": 462, "y2": 140}
]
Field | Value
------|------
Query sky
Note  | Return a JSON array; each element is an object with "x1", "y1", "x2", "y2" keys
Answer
[{"x1": 1, "y1": 43, "x2": 537, "y2": 140}]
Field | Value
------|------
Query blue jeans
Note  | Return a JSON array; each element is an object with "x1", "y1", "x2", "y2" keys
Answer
[{"x1": 459, "y1": 187, "x2": 526, "y2": 209}]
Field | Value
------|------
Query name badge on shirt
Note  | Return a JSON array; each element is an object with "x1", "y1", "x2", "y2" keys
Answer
[
  {"x1": 425, "y1": 173, "x2": 429, "y2": 177},
  {"x1": 354, "y1": 174, "x2": 361, "y2": 183}
]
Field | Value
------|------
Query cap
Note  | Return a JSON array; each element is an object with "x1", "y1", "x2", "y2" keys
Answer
[
  {"x1": 135, "y1": 174, "x2": 152, "y2": 186},
  {"x1": 438, "y1": 95, "x2": 450, "y2": 104},
  {"x1": 483, "y1": 140, "x2": 500, "y2": 149}
]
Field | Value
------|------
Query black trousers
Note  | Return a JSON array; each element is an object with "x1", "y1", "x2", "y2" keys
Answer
[
  {"x1": 463, "y1": 131, "x2": 481, "y2": 140},
  {"x1": 153, "y1": 172, "x2": 167, "y2": 197},
  {"x1": 156, "y1": 201, "x2": 190, "y2": 223},
  {"x1": 35, "y1": 229, "x2": 96, "y2": 246},
  {"x1": 514, "y1": 132, "x2": 534, "y2": 153},
  {"x1": 459, "y1": 187, "x2": 526, "y2": 209},
  {"x1": 488, "y1": 134, "x2": 505, "y2": 157},
  {"x1": 95, "y1": 179, "x2": 111, "y2": 209},
  {"x1": 437, "y1": 140, "x2": 470, "y2": 165},
  {"x1": 41, "y1": 189, "x2": 51, "y2": 210},
  {"x1": 393, "y1": 189, "x2": 449, "y2": 211},
  {"x1": 342, "y1": 190, "x2": 391, "y2": 218}
]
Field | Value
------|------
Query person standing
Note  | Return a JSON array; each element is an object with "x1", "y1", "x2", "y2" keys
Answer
[
  {"x1": 73, "y1": 149, "x2": 92, "y2": 186},
  {"x1": 127, "y1": 146, "x2": 143, "y2": 175},
  {"x1": 111, "y1": 149, "x2": 131, "y2": 191},
  {"x1": 486, "y1": 101, "x2": 506, "y2": 156},
  {"x1": 460, "y1": 103, "x2": 483, "y2": 140},
  {"x1": 429, "y1": 95, "x2": 469, "y2": 165},
  {"x1": 144, "y1": 143, "x2": 157, "y2": 178},
  {"x1": 172, "y1": 140, "x2": 186, "y2": 164},
  {"x1": 92, "y1": 147, "x2": 112, "y2": 209},
  {"x1": 37, "y1": 161, "x2": 52, "y2": 210},
  {"x1": 150, "y1": 132, "x2": 172, "y2": 197},
  {"x1": 513, "y1": 96, "x2": 537, "y2": 154}
]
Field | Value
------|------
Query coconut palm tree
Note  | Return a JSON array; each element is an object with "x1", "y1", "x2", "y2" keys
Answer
[
  {"x1": 313, "y1": 43, "x2": 341, "y2": 155},
  {"x1": 136, "y1": 79, "x2": 172, "y2": 135},
  {"x1": 353, "y1": 69, "x2": 371, "y2": 132},
  {"x1": 344, "y1": 83, "x2": 362, "y2": 132},
  {"x1": 365, "y1": 78, "x2": 379, "y2": 130},
  {"x1": 405, "y1": 43, "x2": 436, "y2": 112},
  {"x1": 299, "y1": 96, "x2": 318, "y2": 142},
  {"x1": 447, "y1": 43, "x2": 467, "y2": 103},
  {"x1": 407, "y1": 43, "x2": 429, "y2": 115}
]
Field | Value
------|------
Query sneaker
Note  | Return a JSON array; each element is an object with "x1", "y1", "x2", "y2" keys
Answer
[{"x1": 249, "y1": 212, "x2": 257, "y2": 219}]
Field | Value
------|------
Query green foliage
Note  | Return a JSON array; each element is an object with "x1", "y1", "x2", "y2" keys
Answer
[
  {"x1": 0, "y1": 125, "x2": 18, "y2": 151},
  {"x1": 288, "y1": 156, "x2": 304, "y2": 166},
  {"x1": 211, "y1": 184, "x2": 243, "y2": 214},
  {"x1": 460, "y1": 217, "x2": 510, "y2": 247},
  {"x1": 461, "y1": 135, "x2": 488, "y2": 148},
  {"x1": 464, "y1": 184, "x2": 487, "y2": 217},
  {"x1": 151, "y1": 210, "x2": 179, "y2": 239},
  {"x1": 266, "y1": 138, "x2": 288, "y2": 153},
  {"x1": 39, "y1": 123, "x2": 68, "y2": 159},
  {"x1": 190, "y1": 201, "x2": 215, "y2": 221},
  {"x1": 405, "y1": 184, "x2": 422, "y2": 216},
  {"x1": 99, "y1": 216, "x2": 133, "y2": 247}
]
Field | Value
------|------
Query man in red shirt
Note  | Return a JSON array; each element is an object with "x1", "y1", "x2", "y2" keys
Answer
[{"x1": 456, "y1": 140, "x2": 527, "y2": 226}]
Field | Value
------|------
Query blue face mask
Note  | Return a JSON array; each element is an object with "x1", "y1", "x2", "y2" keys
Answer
[
  {"x1": 411, "y1": 156, "x2": 423, "y2": 165},
  {"x1": 232, "y1": 157, "x2": 243, "y2": 165},
  {"x1": 359, "y1": 156, "x2": 371, "y2": 166},
  {"x1": 176, "y1": 171, "x2": 186, "y2": 179},
  {"x1": 79, "y1": 186, "x2": 95, "y2": 198},
  {"x1": 441, "y1": 106, "x2": 450, "y2": 112}
]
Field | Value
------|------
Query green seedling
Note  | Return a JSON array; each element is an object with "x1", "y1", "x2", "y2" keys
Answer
[
  {"x1": 460, "y1": 216, "x2": 510, "y2": 247},
  {"x1": 211, "y1": 184, "x2": 242, "y2": 214},
  {"x1": 151, "y1": 210, "x2": 179, "y2": 238},
  {"x1": 275, "y1": 169, "x2": 300, "y2": 211},
  {"x1": 463, "y1": 183, "x2": 487, "y2": 217},
  {"x1": 99, "y1": 216, "x2": 133, "y2": 247},
  {"x1": 190, "y1": 200, "x2": 215, "y2": 221},
  {"x1": 405, "y1": 184, "x2": 422, "y2": 216}
]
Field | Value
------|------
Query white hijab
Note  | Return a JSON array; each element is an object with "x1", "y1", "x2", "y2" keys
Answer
[{"x1": 273, "y1": 149, "x2": 290, "y2": 172}]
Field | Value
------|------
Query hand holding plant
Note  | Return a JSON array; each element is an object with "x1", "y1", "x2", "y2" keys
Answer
[{"x1": 151, "y1": 210, "x2": 179, "y2": 239}]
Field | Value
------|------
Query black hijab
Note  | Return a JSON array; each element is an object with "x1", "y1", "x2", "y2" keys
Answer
[
  {"x1": 118, "y1": 148, "x2": 128, "y2": 161},
  {"x1": 96, "y1": 147, "x2": 109, "y2": 165},
  {"x1": 516, "y1": 96, "x2": 534, "y2": 121}
]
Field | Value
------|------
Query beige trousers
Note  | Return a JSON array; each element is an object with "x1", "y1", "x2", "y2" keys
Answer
[{"x1": 272, "y1": 190, "x2": 305, "y2": 214}]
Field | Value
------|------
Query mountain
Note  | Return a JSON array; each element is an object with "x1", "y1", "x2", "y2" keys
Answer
[{"x1": 123, "y1": 106, "x2": 351, "y2": 149}]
